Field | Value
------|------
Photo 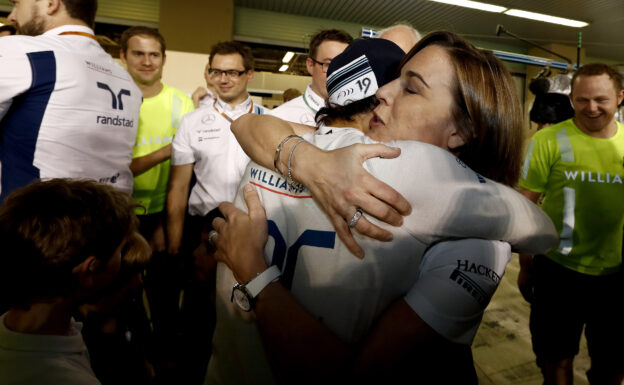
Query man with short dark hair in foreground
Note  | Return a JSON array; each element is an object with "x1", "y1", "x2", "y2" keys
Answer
[{"x1": 0, "y1": 179, "x2": 149, "y2": 385}]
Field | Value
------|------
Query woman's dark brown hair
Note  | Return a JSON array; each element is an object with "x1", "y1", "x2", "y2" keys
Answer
[{"x1": 401, "y1": 31, "x2": 523, "y2": 186}]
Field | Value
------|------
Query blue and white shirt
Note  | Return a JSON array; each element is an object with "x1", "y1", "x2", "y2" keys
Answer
[
  {"x1": 0, "y1": 25, "x2": 141, "y2": 201},
  {"x1": 206, "y1": 127, "x2": 558, "y2": 385}
]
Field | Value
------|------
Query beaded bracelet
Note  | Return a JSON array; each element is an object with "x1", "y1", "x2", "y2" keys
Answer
[
  {"x1": 273, "y1": 134, "x2": 301, "y2": 174},
  {"x1": 287, "y1": 138, "x2": 306, "y2": 192}
]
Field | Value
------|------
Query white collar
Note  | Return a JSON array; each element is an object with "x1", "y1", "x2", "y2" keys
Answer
[
  {"x1": 43, "y1": 25, "x2": 95, "y2": 36},
  {"x1": 0, "y1": 313, "x2": 86, "y2": 353},
  {"x1": 215, "y1": 95, "x2": 252, "y2": 112},
  {"x1": 303, "y1": 85, "x2": 325, "y2": 113}
]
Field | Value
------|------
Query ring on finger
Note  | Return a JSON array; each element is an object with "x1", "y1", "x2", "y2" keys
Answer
[
  {"x1": 348, "y1": 208, "x2": 363, "y2": 228},
  {"x1": 207, "y1": 230, "x2": 219, "y2": 246}
]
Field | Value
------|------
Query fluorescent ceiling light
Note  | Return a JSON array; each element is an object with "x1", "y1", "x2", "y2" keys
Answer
[
  {"x1": 282, "y1": 51, "x2": 295, "y2": 63},
  {"x1": 278, "y1": 64, "x2": 289, "y2": 72},
  {"x1": 504, "y1": 9, "x2": 588, "y2": 28},
  {"x1": 429, "y1": 0, "x2": 506, "y2": 13}
]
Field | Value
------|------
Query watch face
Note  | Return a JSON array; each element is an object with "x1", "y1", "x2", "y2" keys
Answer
[{"x1": 233, "y1": 286, "x2": 252, "y2": 312}]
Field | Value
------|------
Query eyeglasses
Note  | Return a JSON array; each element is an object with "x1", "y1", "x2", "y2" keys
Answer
[
  {"x1": 310, "y1": 57, "x2": 331, "y2": 73},
  {"x1": 208, "y1": 68, "x2": 248, "y2": 79}
]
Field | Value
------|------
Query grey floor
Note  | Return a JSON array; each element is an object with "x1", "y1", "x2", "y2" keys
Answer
[{"x1": 473, "y1": 255, "x2": 590, "y2": 385}]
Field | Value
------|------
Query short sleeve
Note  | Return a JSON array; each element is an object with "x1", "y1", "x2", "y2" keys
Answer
[
  {"x1": 0, "y1": 39, "x2": 33, "y2": 119},
  {"x1": 404, "y1": 239, "x2": 511, "y2": 344},
  {"x1": 171, "y1": 114, "x2": 196, "y2": 166},
  {"x1": 518, "y1": 131, "x2": 558, "y2": 193}
]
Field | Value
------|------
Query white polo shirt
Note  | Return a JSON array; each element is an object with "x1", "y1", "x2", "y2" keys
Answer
[
  {"x1": 206, "y1": 127, "x2": 557, "y2": 385},
  {"x1": 0, "y1": 25, "x2": 141, "y2": 201},
  {"x1": 0, "y1": 313, "x2": 101, "y2": 385},
  {"x1": 171, "y1": 96, "x2": 266, "y2": 216},
  {"x1": 269, "y1": 85, "x2": 324, "y2": 125}
]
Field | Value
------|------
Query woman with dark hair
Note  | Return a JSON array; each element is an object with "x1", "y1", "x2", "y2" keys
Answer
[{"x1": 205, "y1": 32, "x2": 557, "y2": 385}]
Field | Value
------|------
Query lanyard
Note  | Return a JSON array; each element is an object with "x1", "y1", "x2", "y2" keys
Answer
[
  {"x1": 214, "y1": 99, "x2": 253, "y2": 123},
  {"x1": 59, "y1": 31, "x2": 98, "y2": 42}
]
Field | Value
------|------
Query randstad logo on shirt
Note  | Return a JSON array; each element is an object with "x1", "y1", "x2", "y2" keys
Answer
[
  {"x1": 564, "y1": 170, "x2": 623, "y2": 184},
  {"x1": 96, "y1": 115, "x2": 134, "y2": 127}
]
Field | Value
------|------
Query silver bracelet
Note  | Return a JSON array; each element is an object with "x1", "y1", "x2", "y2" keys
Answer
[
  {"x1": 274, "y1": 134, "x2": 301, "y2": 175},
  {"x1": 287, "y1": 138, "x2": 306, "y2": 192}
]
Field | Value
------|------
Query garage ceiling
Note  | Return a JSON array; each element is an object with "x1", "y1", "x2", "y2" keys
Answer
[{"x1": 235, "y1": 0, "x2": 624, "y2": 65}]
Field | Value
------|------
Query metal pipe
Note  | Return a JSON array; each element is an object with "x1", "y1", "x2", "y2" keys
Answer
[
  {"x1": 496, "y1": 24, "x2": 573, "y2": 64},
  {"x1": 577, "y1": 32, "x2": 582, "y2": 68}
]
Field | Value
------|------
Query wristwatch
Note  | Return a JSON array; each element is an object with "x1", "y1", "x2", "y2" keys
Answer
[{"x1": 231, "y1": 265, "x2": 281, "y2": 312}]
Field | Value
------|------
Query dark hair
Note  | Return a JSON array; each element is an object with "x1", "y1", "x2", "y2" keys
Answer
[
  {"x1": 401, "y1": 31, "x2": 523, "y2": 187},
  {"x1": 0, "y1": 24, "x2": 17, "y2": 35},
  {"x1": 571, "y1": 62, "x2": 624, "y2": 93},
  {"x1": 283, "y1": 88, "x2": 302, "y2": 102},
  {"x1": 117, "y1": 232, "x2": 151, "y2": 283},
  {"x1": 315, "y1": 96, "x2": 379, "y2": 127},
  {"x1": 210, "y1": 41, "x2": 254, "y2": 70},
  {"x1": 0, "y1": 179, "x2": 139, "y2": 309},
  {"x1": 120, "y1": 26, "x2": 166, "y2": 55},
  {"x1": 530, "y1": 93, "x2": 574, "y2": 124},
  {"x1": 61, "y1": 0, "x2": 97, "y2": 28},
  {"x1": 309, "y1": 29, "x2": 353, "y2": 60}
]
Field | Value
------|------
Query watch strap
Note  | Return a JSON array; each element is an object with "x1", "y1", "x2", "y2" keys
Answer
[{"x1": 245, "y1": 265, "x2": 281, "y2": 298}]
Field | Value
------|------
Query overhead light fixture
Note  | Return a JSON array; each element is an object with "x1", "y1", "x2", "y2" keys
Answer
[
  {"x1": 282, "y1": 51, "x2": 295, "y2": 63},
  {"x1": 429, "y1": 0, "x2": 505, "y2": 13},
  {"x1": 428, "y1": 0, "x2": 589, "y2": 28},
  {"x1": 504, "y1": 9, "x2": 588, "y2": 28},
  {"x1": 278, "y1": 64, "x2": 289, "y2": 72}
]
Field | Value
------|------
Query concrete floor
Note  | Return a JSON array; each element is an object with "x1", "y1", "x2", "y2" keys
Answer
[{"x1": 473, "y1": 255, "x2": 590, "y2": 385}]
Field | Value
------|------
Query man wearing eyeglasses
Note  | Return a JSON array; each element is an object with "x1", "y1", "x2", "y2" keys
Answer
[
  {"x1": 270, "y1": 29, "x2": 352, "y2": 127},
  {"x1": 165, "y1": 42, "x2": 266, "y2": 382},
  {"x1": 168, "y1": 41, "x2": 266, "y2": 258}
]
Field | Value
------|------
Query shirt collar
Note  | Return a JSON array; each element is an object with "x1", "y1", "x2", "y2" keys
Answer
[
  {"x1": 0, "y1": 313, "x2": 87, "y2": 354},
  {"x1": 44, "y1": 25, "x2": 95, "y2": 37},
  {"x1": 303, "y1": 85, "x2": 325, "y2": 113},
  {"x1": 215, "y1": 95, "x2": 254, "y2": 120},
  {"x1": 215, "y1": 95, "x2": 252, "y2": 112}
]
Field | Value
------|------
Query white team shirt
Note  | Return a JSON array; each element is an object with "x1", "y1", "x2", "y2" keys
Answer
[
  {"x1": 404, "y1": 238, "x2": 511, "y2": 344},
  {"x1": 206, "y1": 127, "x2": 557, "y2": 385},
  {"x1": 269, "y1": 84, "x2": 324, "y2": 125},
  {"x1": 198, "y1": 88, "x2": 216, "y2": 108},
  {"x1": 171, "y1": 95, "x2": 266, "y2": 215},
  {"x1": 0, "y1": 25, "x2": 141, "y2": 200}
]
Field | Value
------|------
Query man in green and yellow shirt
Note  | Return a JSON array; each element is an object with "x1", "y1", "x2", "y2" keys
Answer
[
  {"x1": 120, "y1": 26, "x2": 194, "y2": 382},
  {"x1": 518, "y1": 63, "x2": 624, "y2": 385},
  {"x1": 120, "y1": 26, "x2": 194, "y2": 247}
]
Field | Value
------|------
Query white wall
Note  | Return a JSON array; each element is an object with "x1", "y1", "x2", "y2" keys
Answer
[{"x1": 162, "y1": 50, "x2": 209, "y2": 96}]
